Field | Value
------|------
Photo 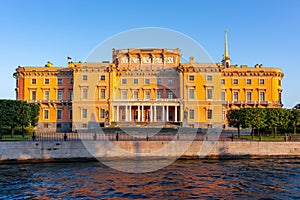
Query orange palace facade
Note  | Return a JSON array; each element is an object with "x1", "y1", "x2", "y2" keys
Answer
[{"x1": 14, "y1": 35, "x2": 284, "y2": 132}]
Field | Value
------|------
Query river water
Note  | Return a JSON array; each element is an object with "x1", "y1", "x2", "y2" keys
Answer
[{"x1": 0, "y1": 158, "x2": 299, "y2": 199}]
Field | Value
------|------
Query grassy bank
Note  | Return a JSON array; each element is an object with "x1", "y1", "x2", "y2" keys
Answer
[
  {"x1": 1, "y1": 135, "x2": 31, "y2": 141},
  {"x1": 235, "y1": 135, "x2": 288, "y2": 141}
]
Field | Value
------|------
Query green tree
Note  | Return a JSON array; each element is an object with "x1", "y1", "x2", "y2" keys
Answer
[
  {"x1": 228, "y1": 109, "x2": 244, "y2": 138},
  {"x1": 266, "y1": 108, "x2": 281, "y2": 138},
  {"x1": 29, "y1": 103, "x2": 40, "y2": 127},
  {"x1": 290, "y1": 108, "x2": 300, "y2": 135}
]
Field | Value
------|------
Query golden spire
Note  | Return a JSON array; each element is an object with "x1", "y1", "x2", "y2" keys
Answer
[{"x1": 222, "y1": 29, "x2": 230, "y2": 67}]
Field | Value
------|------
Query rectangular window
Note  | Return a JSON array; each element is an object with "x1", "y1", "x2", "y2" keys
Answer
[
  {"x1": 233, "y1": 92, "x2": 239, "y2": 102},
  {"x1": 122, "y1": 78, "x2": 127, "y2": 84},
  {"x1": 259, "y1": 79, "x2": 265, "y2": 84},
  {"x1": 133, "y1": 79, "x2": 138, "y2": 84},
  {"x1": 69, "y1": 90, "x2": 73, "y2": 100},
  {"x1": 221, "y1": 91, "x2": 226, "y2": 101},
  {"x1": 57, "y1": 109, "x2": 62, "y2": 120},
  {"x1": 134, "y1": 91, "x2": 138, "y2": 99},
  {"x1": 58, "y1": 90, "x2": 63, "y2": 100},
  {"x1": 44, "y1": 123, "x2": 48, "y2": 128},
  {"x1": 207, "y1": 88, "x2": 213, "y2": 99},
  {"x1": 100, "y1": 109, "x2": 105, "y2": 119},
  {"x1": 246, "y1": 91, "x2": 252, "y2": 102},
  {"x1": 189, "y1": 89, "x2": 195, "y2": 99},
  {"x1": 58, "y1": 78, "x2": 63, "y2": 85},
  {"x1": 100, "y1": 89, "x2": 106, "y2": 99},
  {"x1": 69, "y1": 109, "x2": 72, "y2": 120},
  {"x1": 189, "y1": 109, "x2": 194, "y2": 120},
  {"x1": 260, "y1": 91, "x2": 265, "y2": 102},
  {"x1": 206, "y1": 75, "x2": 213, "y2": 81},
  {"x1": 31, "y1": 79, "x2": 36, "y2": 84},
  {"x1": 207, "y1": 109, "x2": 213, "y2": 120},
  {"x1": 82, "y1": 108, "x2": 88, "y2": 119},
  {"x1": 145, "y1": 79, "x2": 150, "y2": 84},
  {"x1": 31, "y1": 91, "x2": 36, "y2": 100},
  {"x1": 221, "y1": 79, "x2": 225, "y2": 84},
  {"x1": 167, "y1": 79, "x2": 173, "y2": 85},
  {"x1": 145, "y1": 91, "x2": 150, "y2": 99},
  {"x1": 44, "y1": 91, "x2": 50, "y2": 100},
  {"x1": 168, "y1": 90, "x2": 174, "y2": 99},
  {"x1": 278, "y1": 79, "x2": 281, "y2": 86},
  {"x1": 100, "y1": 75, "x2": 106, "y2": 81},
  {"x1": 233, "y1": 79, "x2": 238, "y2": 84},
  {"x1": 121, "y1": 91, "x2": 127, "y2": 99},
  {"x1": 70, "y1": 78, "x2": 73, "y2": 84},
  {"x1": 82, "y1": 123, "x2": 87, "y2": 128},
  {"x1": 45, "y1": 79, "x2": 49, "y2": 84},
  {"x1": 246, "y1": 79, "x2": 252, "y2": 84},
  {"x1": 189, "y1": 75, "x2": 195, "y2": 81},
  {"x1": 157, "y1": 90, "x2": 162, "y2": 99},
  {"x1": 157, "y1": 78, "x2": 162, "y2": 84},
  {"x1": 82, "y1": 75, "x2": 88, "y2": 81},
  {"x1": 222, "y1": 110, "x2": 226, "y2": 120},
  {"x1": 43, "y1": 109, "x2": 49, "y2": 120},
  {"x1": 56, "y1": 123, "x2": 61, "y2": 128},
  {"x1": 83, "y1": 88, "x2": 88, "y2": 99}
]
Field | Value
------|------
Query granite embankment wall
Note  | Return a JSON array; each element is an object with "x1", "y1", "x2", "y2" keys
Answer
[{"x1": 0, "y1": 141, "x2": 300, "y2": 162}]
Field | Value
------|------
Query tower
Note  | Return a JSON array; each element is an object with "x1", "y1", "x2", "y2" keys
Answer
[{"x1": 222, "y1": 29, "x2": 230, "y2": 68}]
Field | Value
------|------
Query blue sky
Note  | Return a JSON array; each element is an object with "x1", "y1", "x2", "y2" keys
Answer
[{"x1": 1, "y1": 0, "x2": 299, "y2": 108}]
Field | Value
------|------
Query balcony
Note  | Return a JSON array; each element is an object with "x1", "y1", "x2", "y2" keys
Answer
[{"x1": 112, "y1": 98, "x2": 181, "y2": 103}]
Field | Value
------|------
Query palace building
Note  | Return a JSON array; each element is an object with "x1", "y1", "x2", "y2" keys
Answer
[{"x1": 13, "y1": 32, "x2": 284, "y2": 132}]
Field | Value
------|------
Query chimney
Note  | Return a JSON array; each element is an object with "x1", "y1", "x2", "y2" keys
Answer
[{"x1": 190, "y1": 56, "x2": 194, "y2": 64}]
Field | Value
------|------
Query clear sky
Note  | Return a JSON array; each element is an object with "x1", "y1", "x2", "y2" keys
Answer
[{"x1": 1, "y1": 0, "x2": 299, "y2": 108}]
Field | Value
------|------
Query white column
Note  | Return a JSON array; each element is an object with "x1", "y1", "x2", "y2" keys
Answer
[
  {"x1": 175, "y1": 106, "x2": 177, "y2": 122},
  {"x1": 142, "y1": 105, "x2": 144, "y2": 121},
  {"x1": 162, "y1": 106, "x2": 165, "y2": 122},
  {"x1": 150, "y1": 106, "x2": 153, "y2": 122},
  {"x1": 125, "y1": 105, "x2": 128, "y2": 121},
  {"x1": 129, "y1": 105, "x2": 132, "y2": 122},
  {"x1": 154, "y1": 105, "x2": 157, "y2": 122},
  {"x1": 166, "y1": 105, "x2": 169, "y2": 122},
  {"x1": 138, "y1": 105, "x2": 140, "y2": 122},
  {"x1": 117, "y1": 105, "x2": 119, "y2": 121}
]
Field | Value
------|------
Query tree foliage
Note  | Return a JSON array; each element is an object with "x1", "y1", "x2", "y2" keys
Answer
[{"x1": 0, "y1": 100, "x2": 39, "y2": 137}]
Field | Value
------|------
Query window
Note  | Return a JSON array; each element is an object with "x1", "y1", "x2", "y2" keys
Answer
[
  {"x1": 56, "y1": 123, "x2": 61, "y2": 128},
  {"x1": 69, "y1": 109, "x2": 72, "y2": 120},
  {"x1": 157, "y1": 90, "x2": 162, "y2": 99},
  {"x1": 189, "y1": 109, "x2": 194, "y2": 120},
  {"x1": 189, "y1": 75, "x2": 195, "y2": 81},
  {"x1": 259, "y1": 79, "x2": 265, "y2": 84},
  {"x1": 44, "y1": 91, "x2": 50, "y2": 100},
  {"x1": 100, "y1": 75, "x2": 105, "y2": 81},
  {"x1": 100, "y1": 89, "x2": 106, "y2": 99},
  {"x1": 207, "y1": 88, "x2": 213, "y2": 99},
  {"x1": 221, "y1": 79, "x2": 225, "y2": 84},
  {"x1": 82, "y1": 75, "x2": 88, "y2": 81},
  {"x1": 221, "y1": 91, "x2": 226, "y2": 101},
  {"x1": 233, "y1": 92, "x2": 239, "y2": 102},
  {"x1": 58, "y1": 78, "x2": 63, "y2": 85},
  {"x1": 134, "y1": 91, "x2": 138, "y2": 99},
  {"x1": 82, "y1": 108, "x2": 88, "y2": 119},
  {"x1": 246, "y1": 79, "x2": 252, "y2": 84},
  {"x1": 145, "y1": 91, "x2": 150, "y2": 99},
  {"x1": 57, "y1": 109, "x2": 62, "y2": 120},
  {"x1": 233, "y1": 79, "x2": 238, "y2": 84},
  {"x1": 133, "y1": 79, "x2": 138, "y2": 84},
  {"x1": 31, "y1": 91, "x2": 36, "y2": 100},
  {"x1": 83, "y1": 88, "x2": 88, "y2": 99},
  {"x1": 222, "y1": 110, "x2": 226, "y2": 120},
  {"x1": 246, "y1": 92, "x2": 252, "y2": 102},
  {"x1": 206, "y1": 75, "x2": 213, "y2": 81},
  {"x1": 44, "y1": 123, "x2": 48, "y2": 128},
  {"x1": 121, "y1": 91, "x2": 127, "y2": 99},
  {"x1": 207, "y1": 109, "x2": 213, "y2": 120},
  {"x1": 58, "y1": 90, "x2": 63, "y2": 100},
  {"x1": 167, "y1": 79, "x2": 173, "y2": 85},
  {"x1": 99, "y1": 109, "x2": 105, "y2": 119},
  {"x1": 260, "y1": 91, "x2": 265, "y2": 102},
  {"x1": 31, "y1": 79, "x2": 36, "y2": 84},
  {"x1": 69, "y1": 90, "x2": 73, "y2": 100},
  {"x1": 189, "y1": 89, "x2": 195, "y2": 99},
  {"x1": 145, "y1": 79, "x2": 150, "y2": 84},
  {"x1": 45, "y1": 79, "x2": 49, "y2": 84},
  {"x1": 157, "y1": 78, "x2": 162, "y2": 84},
  {"x1": 168, "y1": 90, "x2": 174, "y2": 99},
  {"x1": 122, "y1": 78, "x2": 127, "y2": 85},
  {"x1": 279, "y1": 92, "x2": 282, "y2": 104},
  {"x1": 70, "y1": 78, "x2": 73, "y2": 84},
  {"x1": 44, "y1": 110, "x2": 49, "y2": 120},
  {"x1": 82, "y1": 123, "x2": 87, "y2": 128},
  {"x1": 278, "y1": 79, "x2": 281, "y2": 86}
]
